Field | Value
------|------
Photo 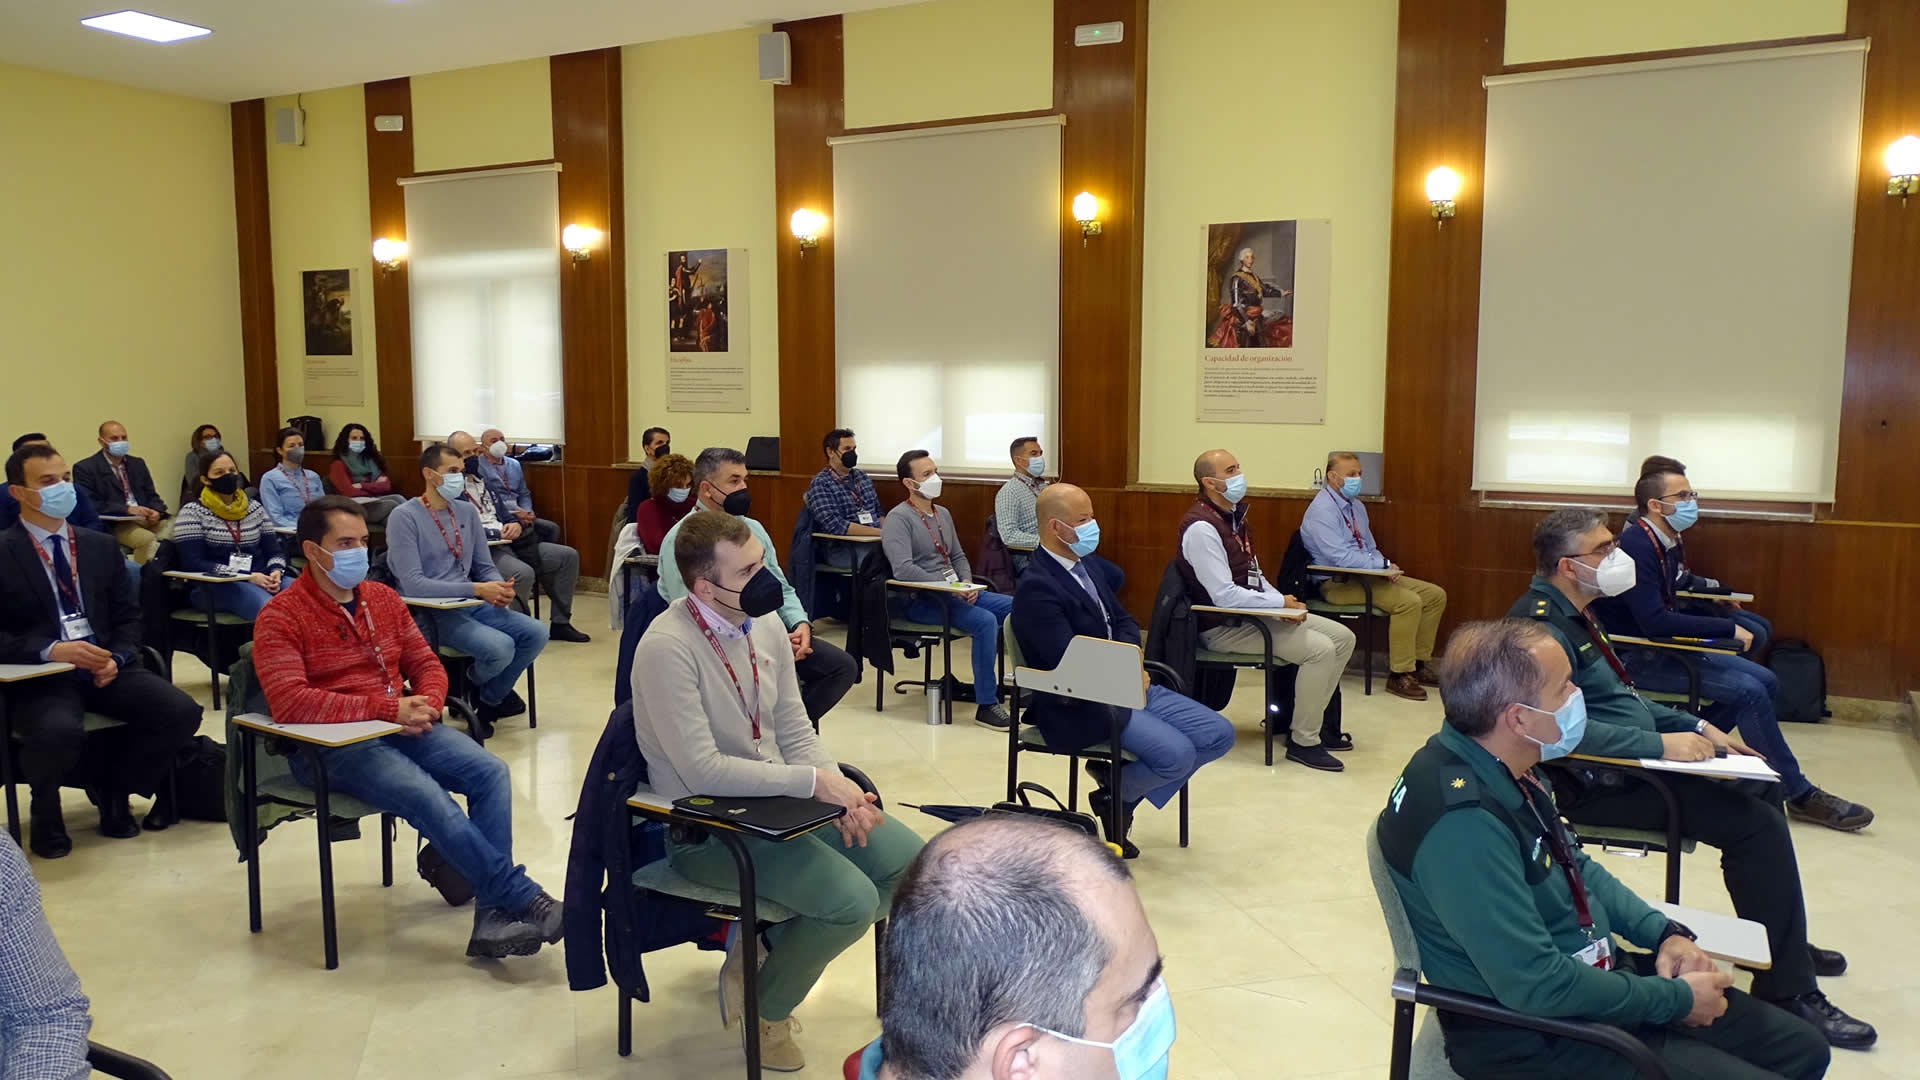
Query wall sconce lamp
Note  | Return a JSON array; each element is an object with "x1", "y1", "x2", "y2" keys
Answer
[
  {"x1": 790, "y1": 208, "x2": 826, "y2": 254},
  {"x1": 1072, "y1": 191, "x2": 1102, "y2": 245},
  {"x1": 561, "y1": 224, "x2": 601, "y2": 264},
  {"x1": 371, "y1": 237, "x2": 407, "y2": 273},
  {"x1": 1886, "y1": 136, "x2": 1920, "y2": 201},
  {"x1": 1425, "y1": 167, "x2": 1461, "y2": 226}
]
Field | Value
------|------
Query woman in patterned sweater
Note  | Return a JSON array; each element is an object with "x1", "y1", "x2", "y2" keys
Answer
[{"x1": 172, "y1": 449, "x2": 287, "y2": 619}]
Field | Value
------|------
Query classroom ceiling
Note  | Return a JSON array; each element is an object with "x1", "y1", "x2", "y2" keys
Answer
[{"x1": 0, "y1": 0, "x2": 921, "y2": 102}]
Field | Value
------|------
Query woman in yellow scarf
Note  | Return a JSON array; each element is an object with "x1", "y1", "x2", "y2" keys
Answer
[{"x1": 172, "y1": 451, "x2": 288, "y2": 619}]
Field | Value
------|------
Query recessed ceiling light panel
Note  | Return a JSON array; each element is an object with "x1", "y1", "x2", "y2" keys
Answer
[{"x1": 80, "y1": 10, "x2": 212, "y2": 43}]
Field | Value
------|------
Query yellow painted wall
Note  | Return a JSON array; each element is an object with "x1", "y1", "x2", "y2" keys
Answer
[
  {"x1": 411, "y1": 58, "x2": 554, "y2": 172},
  {"x1": 843, "y1": 0, "x2": 1053, "y2": 129},
  {"x1": 0, "y1": 62, "x2": 242, "y2": 505},
  {"x1": 265, "y1": 86, "x2": 382, "y2": 445},
  {"x1": 623, "y1": 30, "x2": 781, "y2": 462},
  {"x1": 1506, "y1": 0, "x2": 1847, "y2": 65},
  {"x1": 1137, "y1": 0, "x2": 1399, "y2": 487}
]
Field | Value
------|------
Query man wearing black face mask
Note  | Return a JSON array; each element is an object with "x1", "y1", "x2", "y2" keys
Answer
[{"x1": 655, "y1": 447, "x2": 858, "y2": 727}]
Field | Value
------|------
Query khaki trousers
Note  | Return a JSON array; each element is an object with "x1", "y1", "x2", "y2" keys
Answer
[
  {"x1": 111, "y1": 517, "x2": 172, "y2": 565},
  {"x1": 1319, "y1": 575, "x2": 1446, "y2": 673},
  {"x1": 1200, "y1": 612, "x2": 1355, "y2": 746}
]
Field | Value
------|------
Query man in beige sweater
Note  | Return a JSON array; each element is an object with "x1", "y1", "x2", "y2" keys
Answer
[{"x1": 631, "y1": 511, "x2": 924, "y2": 1073}]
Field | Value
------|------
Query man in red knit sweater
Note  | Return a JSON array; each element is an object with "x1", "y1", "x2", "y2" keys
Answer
[{"x1": 252, "y1": 495, "x2": 562, "y2": 959}]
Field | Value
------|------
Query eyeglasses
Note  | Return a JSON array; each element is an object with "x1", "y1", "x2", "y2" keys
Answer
[
  {"x1": 1660, "y1": 490, "x2": 1699, "y2": 502},
  {"x1": 1571, "y1": 539, "x2": 1618, "y2": 560}
]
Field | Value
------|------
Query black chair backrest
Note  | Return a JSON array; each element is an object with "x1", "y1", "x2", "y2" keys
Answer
[
  {"x1": 744, "y1": 436, "x2": 779, "y2": 472},
  {"x1": 1275, "y1": 529, "x2": 1315, "y2": 598}
]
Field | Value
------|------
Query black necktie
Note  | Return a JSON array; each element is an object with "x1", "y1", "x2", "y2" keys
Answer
[{"x1": 49, "y1": 535, "x2": 79, "y2": 615}]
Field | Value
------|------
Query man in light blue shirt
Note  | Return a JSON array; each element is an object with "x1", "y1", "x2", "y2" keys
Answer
[
  {"x1": 656, "y1": 447, "x2": 856, "y2": 727},
  {"x1": 993, "y1": 435, "x2": 1048, "y2": 574},
  {"x1": 1299, "y1": 451, "x2": 1446, "y2": 701},
  {"x1": 475, "y1": 427, "x2": 560, "y2": 543},
  {"x1": 259, "y1": 426, "x2": 325, "y2": 529}
]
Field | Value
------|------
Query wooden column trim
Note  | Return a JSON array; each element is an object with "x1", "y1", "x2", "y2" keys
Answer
[
  {"x1": 772, "y1": 15, "x2": 845, "y2": 476},
  {"x1": 230, "y1": 98, "x2": 280, "y2": 479},
  {"x1": 552, "y1": 48, "x2": 628, "y2": 470},
  {"x1": 364, "y1": 77, "x2": 417, "y2": 491}
]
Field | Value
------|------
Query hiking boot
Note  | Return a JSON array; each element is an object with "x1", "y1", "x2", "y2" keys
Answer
[
  {"x1": 753, "y1": 1016, "x2": 806, "y2": 1072},
  {"x1": 1385, "y1": 672, "x2": 1428, "y2": 701},
  {"x1": 1413, "y1": 662, "x2": 1442, "y2": 687},
  {"x1": 1775, "y1": 991, "x2": 1876, "y2": 1050},
  {"x1": 519, "y1": 891, "x2": 564, "y2": 944},
  {"x1": 1786, "y1": 788, "x2": 1873, "y2": 832},
  {"x1": 974, "y1": 703, "x2": 1011, "y2": 730},
  {"x1": 1286, "y1": 739, "x2": 1345, "y2": 773},
  {"x1": 467, "y1": 906, "x2": 542, "y2": 959}
]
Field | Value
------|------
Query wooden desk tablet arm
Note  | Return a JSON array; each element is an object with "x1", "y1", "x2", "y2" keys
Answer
[{"x1": 1389, "y1": 971, "x2": 1670, "y2": 1080}]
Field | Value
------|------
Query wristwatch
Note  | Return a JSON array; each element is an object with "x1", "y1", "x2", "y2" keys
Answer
[
  {"x1": 1694, "y1": 719, "x2": 1709, "y2": 735},
  {"x1": 1655, "y1": 920, "x2": 1697, "y2": 950}
]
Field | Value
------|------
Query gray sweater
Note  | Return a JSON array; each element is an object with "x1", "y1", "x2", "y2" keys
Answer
[
  {"x1": 630, "y1": 598, "x2": 835, "y2": 803},
  {"x1": 385, "y1": 496, "x2": 501, "y2": 598},
  {"x1": 882, "y1": 501, "x2": 971, "y2": 583}
]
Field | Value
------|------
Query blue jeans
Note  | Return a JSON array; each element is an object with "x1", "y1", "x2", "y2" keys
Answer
[
  {"x1": 192, "y1": 581, "x2": 274, "y2": 619},
  {"x1": 1624, "y1": 643, "x2": 1810, "y2": 799},
  {"x1": 287, "y1": 723, "x2": 540, "y2": 913},
  {"x1": 432, "y1": 605, "x2": 548, "y2": 706},
  {"x1": 1118, "y1": 685, "x2": 1236, "y2": 808},
  {"x1": 896, "y1": 589, "x2": 1013, "y2": 704}
]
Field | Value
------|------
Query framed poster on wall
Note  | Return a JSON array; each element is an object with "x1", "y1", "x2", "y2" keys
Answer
[
  {"x1": 665, "y1": 248, "x2": 749, "y2": 413},
  {"x1": 1196, "y1": 219, "x2": 1331, "y2": 424}
]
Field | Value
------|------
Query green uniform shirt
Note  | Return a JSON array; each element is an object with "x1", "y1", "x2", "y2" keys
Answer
[
  {"x1": 1507, "y1": 577, "x2": 1699, "y2": 760},
  {"x1": 1380, "y1": 724, "x2": 1692, "y2": 1026}
]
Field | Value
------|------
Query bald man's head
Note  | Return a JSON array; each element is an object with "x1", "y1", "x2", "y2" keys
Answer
[
  {"x1": 879, "y1": 815, "x2": 1159, "y2": 1080},
  {"x1": 1036, "y1": 483, "x2": 1094, "y2": 560},
  {"x1": 448, "y1": 430, "x2": 477, "y2": 457},
  {"x1": 1194, "y1": 448, "x2": 1242, "y2": 507}
]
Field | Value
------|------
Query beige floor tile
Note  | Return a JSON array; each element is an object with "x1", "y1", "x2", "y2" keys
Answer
[{"x1": 1177, "y1": 976, "x2": 1393, "y2": 1078}]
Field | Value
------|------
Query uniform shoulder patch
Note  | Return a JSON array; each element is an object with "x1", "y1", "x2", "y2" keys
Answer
[
  {"x1": 1529, "y1": 599, "x2": 1551, "y2": 619},
  {"x1": 1442, "y1": 773, "x2": 1480, "y2": 807}
]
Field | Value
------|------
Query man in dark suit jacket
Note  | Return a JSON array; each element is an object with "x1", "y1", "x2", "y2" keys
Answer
[
  {"x1": 1, "y1": 444, "x2": 201, "y2": 858},
  {"x1": 74, "y1": 420, "x2": 170, "y2": 566},
  {"x1": 1010, "y1": 484, "x2": 1233, "y2": 857}
]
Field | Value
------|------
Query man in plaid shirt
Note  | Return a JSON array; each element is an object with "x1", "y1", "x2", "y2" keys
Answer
[
  {"x1": 252, "y1": 496, "x2": 563, "y2": 960},
  {"x1": 804, "y1": 428, "x2": 883, "y2": 568},
  {"x1": 0, "y1": 832, "x2": 90, "y2": 1078}
]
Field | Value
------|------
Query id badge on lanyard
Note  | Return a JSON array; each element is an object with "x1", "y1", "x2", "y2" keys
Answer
[
  {"x1": 59, "y1": 613, "x2": 95, "y2": 642},
  {"x1": 942, "y1": 565, "x2": 960, "y2": 584},
  {"x1": 227, "y1": 553, "x2": 254, "y2": 574},
  {"x1": 856, "y1": 511, "x2": 875, "y2": 526}
]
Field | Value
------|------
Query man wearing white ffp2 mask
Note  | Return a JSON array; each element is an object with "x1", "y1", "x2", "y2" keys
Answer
[{"x1": 851, "y1": 814, "x2": 1173, "y2": 1080}]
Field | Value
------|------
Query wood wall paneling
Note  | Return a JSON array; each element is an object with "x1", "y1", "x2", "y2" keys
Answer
[
  {"x1": 551, "y1": 48, "x2": 629, "y2": 471},
  {"x1": 230, "y1": 98, "x2": 281, "y2": 481},
  {"x1": 1054, "y1": 0, "x2": 1150, "y2": 491},
  {"x1": 1834, "y1": 0, "x2": 1920, "y2": 522},
  {"x1": 772, "y1": 16, "x2": 845, "y2": 477},
  {"x1": 363, "y1": 77, "x2": 417, "y2": 493}
]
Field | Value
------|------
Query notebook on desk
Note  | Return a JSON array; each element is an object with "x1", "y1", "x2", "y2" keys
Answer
[{"x1": 671, "y1": 795, "x2": 846, "y2": 840}]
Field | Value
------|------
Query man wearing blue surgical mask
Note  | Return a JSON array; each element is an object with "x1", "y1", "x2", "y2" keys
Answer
[
  {"x1": 1510, "y1": 509, "x2": 1874, "y2": 1050},
  {"x1": 1593, "y1": 459, "x2": 1868, "y2": 832},
  {"x1": 1300, "y1": 451, "x2": 1448, "y2": 701},
  {"x1": 851, "y1": 813, "x2": 1172, "y2": 1080},
  {"x1": 994, "y1": 436, "x2": 1050, "y2": 574},
  {"x1": 1012, "y1": 484, "x2": 1232, "y2": 858},
  {"x1": 1379, "y1": 618, "x2": 1830, "y2": 1079}
]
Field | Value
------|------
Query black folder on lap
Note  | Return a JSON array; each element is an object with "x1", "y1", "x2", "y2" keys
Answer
[{"x1": 671, "y1": 794, "x2": 846, "y2": 840}]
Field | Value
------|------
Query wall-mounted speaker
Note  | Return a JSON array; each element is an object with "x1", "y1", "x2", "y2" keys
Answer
[
  {"x1": 758, "y1": 31, "x2": 792, "y2": 85},
  {"x1": 272, "y1": 106, "x2": 305, "y2": 146}
]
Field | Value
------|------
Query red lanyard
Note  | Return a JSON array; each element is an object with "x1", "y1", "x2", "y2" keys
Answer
[
  {"x1": 112, "y1": 461, "x2": 133, "y2": 503},
  {"x1": 33, "y1": 525, "x2": 83, "y2": 614},
  {"x1": 1339, "y1": 502, "x2": 1366, "y2": 550},
  {"x1": 686, "y1": 600, "x2": 760, "y2": 740},
  {"x1": 915, "y1": 509, "x2": 952, "y2": 567},
  {"x1": 422, "y1": 501, "x2": 464, "y2": 561},
  {"x1": 1633, "y1": 517, "x2": 1678, "y2": 605},
  {"x1": 837, "y1": 470, "x2": 871, "y2": 509},
  {"x1": 1574, "y1": 609, "x2": 1635, "y2": 688},
  {"x1": 219, "y1": 515, "x2": 245, "y2": 548},
  {"x1": 282, "y1": 466, "x2": 310, "y2": 501},
  {"x1": 333, "y1": 593, "x2": 397, "y2": 697},
  {"x1": 1519, "y1": 773, "x2": 1599, "y2": 944}
]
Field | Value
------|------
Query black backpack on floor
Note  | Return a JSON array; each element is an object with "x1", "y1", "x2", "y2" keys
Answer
[{"x1": 1768, "y1": 639, "x2": 1828, "y2": 724}]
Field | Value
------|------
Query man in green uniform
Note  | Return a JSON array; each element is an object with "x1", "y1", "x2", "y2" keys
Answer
[
  {"x1": 1504, "y1": 508, "x2": 1874, "y2": 1050},
  {"x1": 1379, "y1": 618, "x2": 1830, "y2": 1079}
]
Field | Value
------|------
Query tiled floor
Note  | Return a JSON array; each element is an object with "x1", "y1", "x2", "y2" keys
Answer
[{"x1": 24, "y1": 601, "x2": 1920, "y2": 1078}]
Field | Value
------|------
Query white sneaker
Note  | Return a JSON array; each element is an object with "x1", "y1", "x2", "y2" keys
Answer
[{"x1": 717, "y1": 922, "x2": 746, "y2": 1029}]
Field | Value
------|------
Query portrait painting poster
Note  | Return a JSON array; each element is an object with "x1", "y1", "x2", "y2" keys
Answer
[
  {"x1": 300, "y1": 268, "x2": 364, "y2": 406},
  {"x1": 665, "y1": 248, "x2": 749, "y2": 413},
  {"x1": 1196, "y1": 220, "x2": 1331, "y2": 424}
]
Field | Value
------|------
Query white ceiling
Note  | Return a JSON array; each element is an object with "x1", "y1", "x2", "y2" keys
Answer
[{"x1": 0, "y1": 0, "x2": 920, "y2": 102}]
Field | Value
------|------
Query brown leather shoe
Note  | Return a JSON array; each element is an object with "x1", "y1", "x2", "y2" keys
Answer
[
  {"x1": 1386, "y1": 672, "x2": 1428, "y2": 701},
  {"x1": 1413, "y1": 663, "x2": 1442, "y2": 688}
]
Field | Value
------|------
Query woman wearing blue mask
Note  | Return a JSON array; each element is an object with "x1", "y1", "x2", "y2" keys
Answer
[
  {"x1": 327, "y1": 423, "x2": 407, "y2": 525},
  {"x1": 634, "y1": 453, "x2": 696, "y2": 554}
]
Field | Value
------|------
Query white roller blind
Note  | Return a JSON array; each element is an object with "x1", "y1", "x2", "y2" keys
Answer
[
  {"x1": 833, "y1": 118, "x2": 1061, "y2": 473},
  {"x1": 403, "y1": 164, "x2": 565, "y2": 443},
  {"x1": 1474, "y1": 42, "x2": 1865, "y2": 502}
]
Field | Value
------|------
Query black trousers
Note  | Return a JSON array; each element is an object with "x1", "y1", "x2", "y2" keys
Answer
[
  {"x1": 10, "y1": 667, "x2": 202, "y2": 795},
  {"x1": 794, "y1": 637, "x2": 857, "y2": 725},
  {"x1": 1559, "y1": 773, "x2": 1815, "y2": 1000},
  {"x1": 1445, "y1": 961, "x2": 1830, "y2": 1080}
]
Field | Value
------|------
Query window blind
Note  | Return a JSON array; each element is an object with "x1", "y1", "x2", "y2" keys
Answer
[
  {"x1": 1473, "y1": 41, "x2": 1865, "y2": 502},
  {"x1": 832, "y1": 117, "x2": 1062, "y2": 473},
  {"x1": 402, "y1": 163, "x2": 565, "y2": 443}
]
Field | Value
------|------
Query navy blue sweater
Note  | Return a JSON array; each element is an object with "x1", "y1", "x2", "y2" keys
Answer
[{"x1": 1591, "y1": 517, "x2": 1737, "y2": 640}]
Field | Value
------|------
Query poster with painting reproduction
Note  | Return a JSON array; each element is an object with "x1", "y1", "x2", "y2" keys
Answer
[
  {"x1": 665, "y1": 248, "x2": 749, "y2": 413},
  {"x1": 1196, "y1": 219, "x2": 1330, "y2": 424},
  {"x1": 301, "y1": 268, "x2": 364, "y2": 406}
]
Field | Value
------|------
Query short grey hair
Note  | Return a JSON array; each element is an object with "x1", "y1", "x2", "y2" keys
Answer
[
  {"x1": 1326, "y1": 451, "x2": 1359, "y2": 475},
  {"x1": 1438, "y1": 619, "x2": 1554, "y2": 737},
  {"x1": 879, "y1": 815, "x2": 1130, "y2": 1080},
  {"x1": 1532, "y1": 508, "x2": 1607, "y2": 577},
  {"x1": 691, "y1": 446, "x2": 745, "y2": 490}
]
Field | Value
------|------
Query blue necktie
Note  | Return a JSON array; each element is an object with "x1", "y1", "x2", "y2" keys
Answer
[
  {"x1": 1070, "y1": 561, "x2": 1111, "y2": 636},
  {"x1": 48, "y1": 535, "x2": 79, "y2": 615}
]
